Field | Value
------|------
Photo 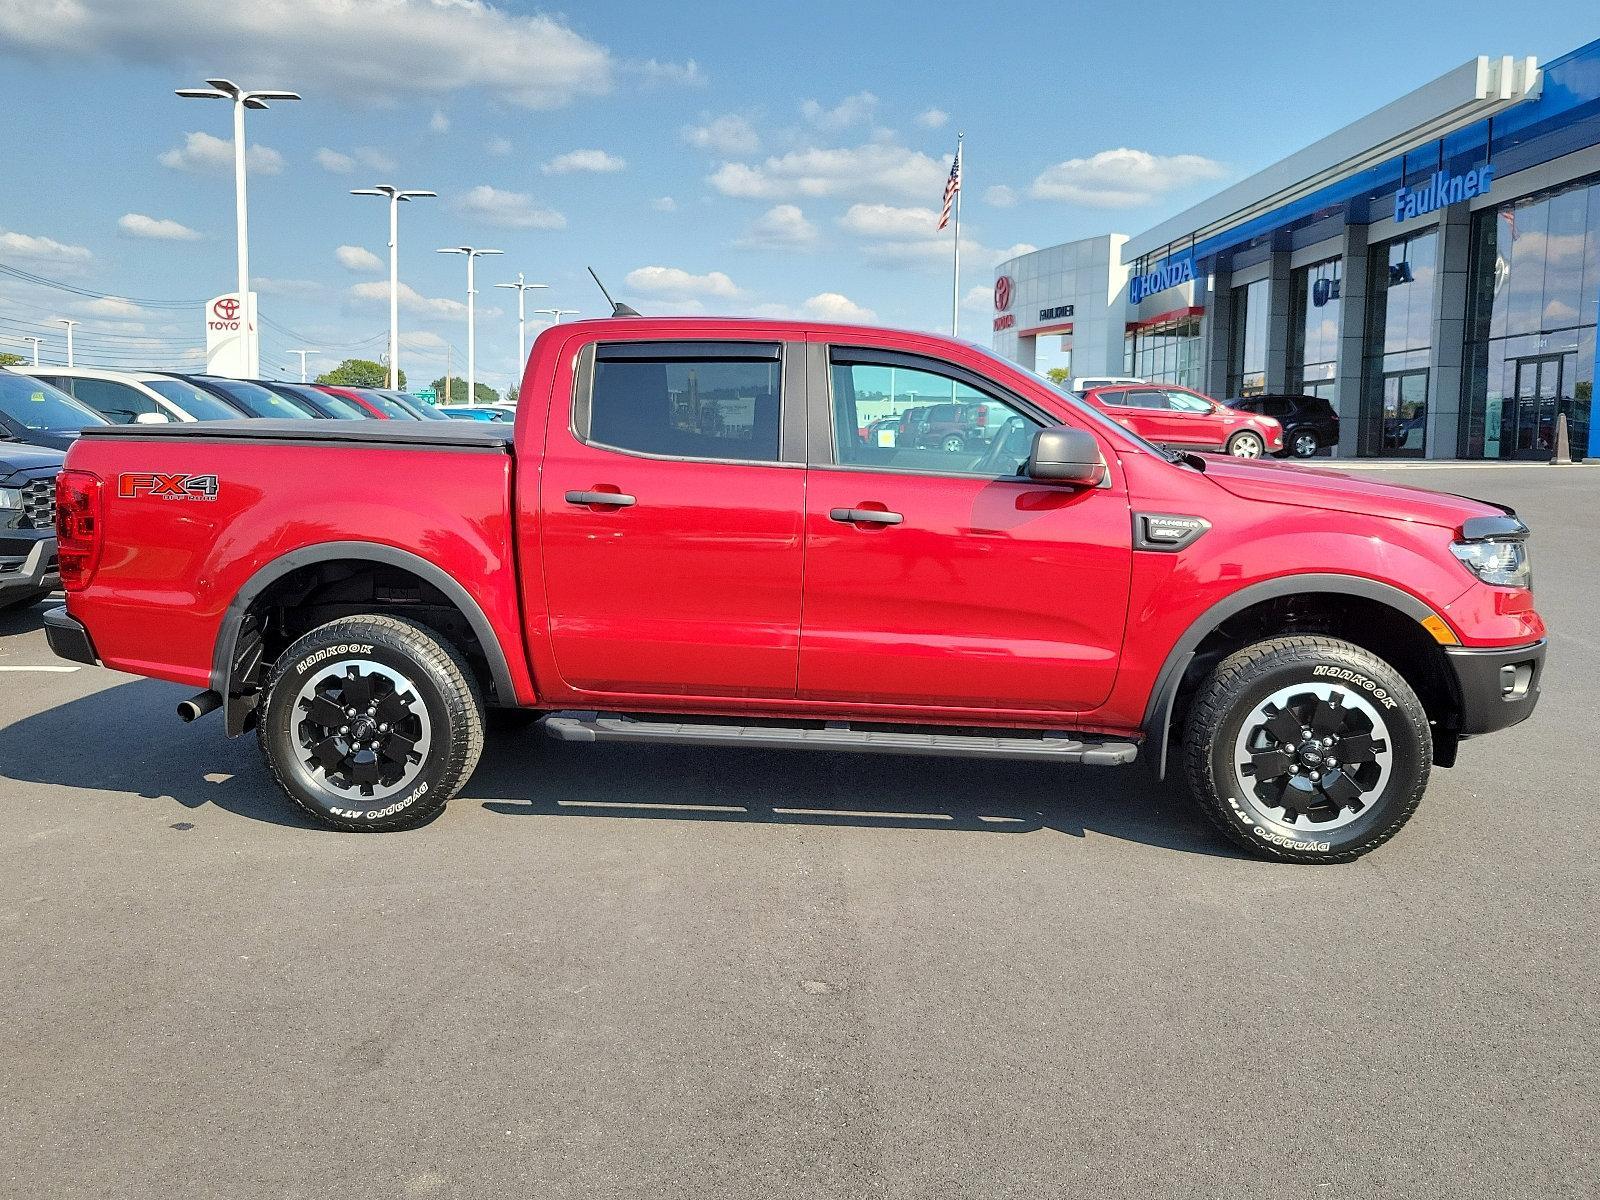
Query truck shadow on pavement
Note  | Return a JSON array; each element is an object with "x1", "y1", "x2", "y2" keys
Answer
[{"x1": 0, "y1": 678, "x2": 1242, "y2": 858}]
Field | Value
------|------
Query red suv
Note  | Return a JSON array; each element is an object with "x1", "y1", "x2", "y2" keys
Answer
[{"x1": 1083, "y1": 384, "x2": 1283, "y2": 458}]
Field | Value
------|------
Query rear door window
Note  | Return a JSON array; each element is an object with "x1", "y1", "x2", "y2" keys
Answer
[{"x1": 584, "y1": 342, "x2": 783, "y2": 463}]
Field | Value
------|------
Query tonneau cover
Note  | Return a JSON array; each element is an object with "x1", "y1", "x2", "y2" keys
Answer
[{"x1": 75, "y1": 419, "x2": 513, "y2": 451}]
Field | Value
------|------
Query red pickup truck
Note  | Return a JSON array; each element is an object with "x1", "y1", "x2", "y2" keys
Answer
[{"x1": 45, "y1": 318, "x2": 1546, "y2": 862}]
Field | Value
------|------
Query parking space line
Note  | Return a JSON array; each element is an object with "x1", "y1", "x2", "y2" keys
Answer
[{"x1": 0, "y1": 665, "x2": 81, "y2": 673}]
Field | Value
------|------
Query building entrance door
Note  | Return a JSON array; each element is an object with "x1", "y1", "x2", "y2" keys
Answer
[
  {"x1": 1379, "y1": 369, "x2": 1429, "y2": 456},
  {"x1": 1506, "y1": 355, "x2": 1564, "y2": 459}
]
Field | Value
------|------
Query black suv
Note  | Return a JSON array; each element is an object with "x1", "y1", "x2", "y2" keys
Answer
[{"x1": 1225, "y1": 393, "x2": 1339, "y2": 458}]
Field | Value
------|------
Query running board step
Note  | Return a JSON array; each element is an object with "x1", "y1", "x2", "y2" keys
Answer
[{"x1": 542, "y1": 713, "x2": 1139, "y2": 765}]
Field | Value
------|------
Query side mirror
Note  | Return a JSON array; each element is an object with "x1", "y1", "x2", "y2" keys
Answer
[
  {"x1": 1026, "y1": 427, "x2": 1106, "y2": 486},
  {"x1": 134, "y1": 411, "x2": 171, "y2": 425}
]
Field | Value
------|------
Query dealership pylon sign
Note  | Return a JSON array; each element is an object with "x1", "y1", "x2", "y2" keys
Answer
[{"x1": 204, "y1": 292, "x2": 258, "y2": 378}]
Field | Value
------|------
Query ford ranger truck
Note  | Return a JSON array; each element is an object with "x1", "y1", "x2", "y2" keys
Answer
[{"x1": 44, "y1": 318, "x2": 1546, "y2": 862}]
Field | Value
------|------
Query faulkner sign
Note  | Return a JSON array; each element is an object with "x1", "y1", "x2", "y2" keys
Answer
[
  {"x1": 1129, "y1": 253, "x2": 1195, "y2": 304},
  {"x1": 1394, "y1": 163, "x2": 1494, "y2": 222}
]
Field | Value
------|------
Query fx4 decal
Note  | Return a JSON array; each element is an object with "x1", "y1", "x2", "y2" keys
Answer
[{"x1": 118, "y1": 472, "x2": 219, "y2": 502}]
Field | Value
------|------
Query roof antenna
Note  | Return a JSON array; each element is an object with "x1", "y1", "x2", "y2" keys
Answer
[{"x1": 587, "y1": 266, "x2": 641, "y2": 317}]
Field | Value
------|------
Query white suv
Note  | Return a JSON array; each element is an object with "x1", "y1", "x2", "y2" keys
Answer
[{"x1": 30, "y1": 367, "x2": 242, "y2": 425}]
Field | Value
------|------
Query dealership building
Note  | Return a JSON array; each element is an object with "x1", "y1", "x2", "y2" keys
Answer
[{"x1": 991, "y1": 37, "x2": 1600, "y2": 459}]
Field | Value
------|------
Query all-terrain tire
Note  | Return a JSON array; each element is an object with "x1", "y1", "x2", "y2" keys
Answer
[
  {"x1": 1182, "y1": 635, "x2": 1431, "y2": 863},
  {"x1": 258, "y1": 613, "x2": 485, "y2": 831}
]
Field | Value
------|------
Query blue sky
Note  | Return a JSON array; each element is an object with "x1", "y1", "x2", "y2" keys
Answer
[{"x1": 0, "y1": 1, "x2": 1594, "y2": 392}]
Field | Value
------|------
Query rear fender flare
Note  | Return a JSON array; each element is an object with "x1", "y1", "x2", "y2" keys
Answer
[
  {"x1": 211, "y1": 541, "x2": 518, "y2": 735},
  {"x1": 1142, "y1": 574, "x2": 1438, "y2": 778}
]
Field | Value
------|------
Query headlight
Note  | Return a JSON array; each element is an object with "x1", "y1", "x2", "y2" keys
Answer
[
  {"x1": 1451, "y1": 537, "x2": 1531, "y2": 588},
  {"x1": 0, "y1": 487, "x2": 20, "y2": 510}
]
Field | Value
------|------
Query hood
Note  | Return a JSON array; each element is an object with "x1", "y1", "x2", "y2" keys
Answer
[
  {"x1": 0, "y1": 440, "x2": 69, "y2": 477},
  {"x1": 1200, "y1": 454, "x2": 1501, "y2": 532}
]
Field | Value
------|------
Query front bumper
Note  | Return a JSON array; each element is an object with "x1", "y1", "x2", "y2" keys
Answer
[
  {"x1": 0, "y1": 533, "x2": 58, "y2": 599},
  {"x1": 43, "y1": 606, "x2": 98, "y2": 665},
  {"x1": 1444, "y1": 639, "x2": 1545, "y2": 736}
]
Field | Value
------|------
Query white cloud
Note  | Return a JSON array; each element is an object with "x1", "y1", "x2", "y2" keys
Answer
[
  {"x1": 254, "y1": 277, "x2": 325, "y2": 297},
  {"x1": 708, "y1": 141, "x2": 950, "y2": 201},
  {"x1": 77, "y1": 295, "x2": 153, "y2": 320},
  {"x1": 400, "y1": 329, "x2": 448, "y2": 352},
  {"x1": 350, "y1": 280, "x2": 468, "y2": 320},
  {"x1": 624, "y1": 266, "x2": 741, "y2": 299},
  {"x1": 984, "y1": 184, "x2": 1018, "y2": 208},
  {"x1": 542, "y1": 148, "x2": 626, "y2": 175},
  {"x1": 430, "y1": 109, "x2": 451, "y2": 133},
  {"x1": 316, "y1": 147, "x2": 354, "y2": 173},
  {"x1": 799, "y1": 292, "x2": 875, "y2": 323},
  {"x1": 454, "y1": 185, "x2": 566, "y2": 229},
  {"x1": 801, "y1": 91, "x2": 878, "y2": 129},
  {"x1": 485, "y1": 136, "x2": 513, "y2": 157},
  {"x1": 1029, "y1": 148, "x2": 1228, "y2": 207},
  {"x1": 651, "y1": 196, "x2": 677, "y2": 212},
  {"x1": 916, "y1": 108, "x2": 950, "y2": 129},
  {"x1": 354, "y1": 146, "x2": 396, "y2": 172},
  {"x1": 837, "y1": 203, "x2": 943, "y2": 240},
  {"x1": 0, "y1": 1, "x2": 616, "y2": 110},
  {"x1": 634, "y1": 58, "x2": 705, "y2": 87},
  {"x1": 681, "y1": 113, "x2": 760, "y2": 156},
  {"x1": 961, "y1": 284, "x2": 993, "y2": 313},
  {"x1": 159, "y1": 131, "x2": 281, "y2": 175},
  {"x1": 737, "y1": 204, "x2": 818, "y2": 250},
  {"x1": 0, "y1": 228, "x2": 91, "y2": 262},
  {"x1": 336, "y1": 244, "x2": 384, "y2": 273},
  {"x1": 117, "y1": 212, "x2": 202, "y2": 241}
]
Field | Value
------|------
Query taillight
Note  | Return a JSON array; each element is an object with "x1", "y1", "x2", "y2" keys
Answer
[{"x1": 56, "y1": 470, "x2": 102, "y2": 591}]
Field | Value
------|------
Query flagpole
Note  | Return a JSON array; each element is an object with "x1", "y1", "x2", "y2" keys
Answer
[{"x1": 950, "y1": 133, "x2": 963, "y2": 338}]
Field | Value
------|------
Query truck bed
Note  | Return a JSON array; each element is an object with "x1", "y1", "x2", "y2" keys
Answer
[{"x1": 76, "y1": 419, "x2": 514, "y2": 451}]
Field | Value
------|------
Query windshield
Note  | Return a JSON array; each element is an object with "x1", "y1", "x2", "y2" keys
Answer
[
  {"x1": 143, "y1": 379, "x2": 244, "y2": 421},
  {"x1": 377, "y1": 389, "x2": 450, "y2": 420},
  {"x1": 275, "y1": 383, "x2": 366, "y2": 418},
  {"x1": 0, "y1": 371, "x2": 108, "y2": 431},
  {"x1": 348, "y1": 389, "x2": 417, "y2": 419},
  {"x1": 195, "y1": 377, "x2": 317, "y2": 419}
]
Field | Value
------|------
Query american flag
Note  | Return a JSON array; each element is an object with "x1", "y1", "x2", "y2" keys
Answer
[{"x1": 938, "y1": 142, "x2": 962, "y2": 231}]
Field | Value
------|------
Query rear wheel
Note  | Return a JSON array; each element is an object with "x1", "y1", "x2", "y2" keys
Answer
[
  {"x1": 1290, "y1": 430, "x2": 1321, "y2": 457},
  {"x1": 1226, "y1": 430, "x2": 1265, "y2": 458},
  {"x1": 941, "y1": 434, "x2": 967, "y2": 453},
  {"x1": 1182, "y1": 636, "x2": 1431, "y2": 863},
  {"x1": 258, "y1": 614, "x2": 484, "y2": 831}
]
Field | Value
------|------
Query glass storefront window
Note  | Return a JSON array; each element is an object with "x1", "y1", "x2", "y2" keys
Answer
[
  {"x1": 1228, "y1": 279, "x2": 1268, "y2": 396},
  {"x1": 1289, "y1": 257, "x2": 1342, "y2": 397},
  {"x1": 1362, "y1": 231, "x2": 1437, "y2": 455},
  {"x1": 1465, "y1": 175, "x2": 1598, "y2": 458},
  {"x1": 1126, "y1": 315, "x2": 1203, "y2": 389}
]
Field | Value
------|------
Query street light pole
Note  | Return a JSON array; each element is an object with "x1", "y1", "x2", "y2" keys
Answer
[
  {"x1": 352, "y1": 185, "x2": 435, "y2": 389},
  {"x1": 493, "y1": 273, "x2": 549, "y2": 373},
  {"x1": 176, "y1": 78, "x2": 300, "y2": 377},
  {"x1": 22, "y1": 336, "x2": 41, "y2": 367},
  {"x1": 533, "y1": 308, "x2": 579, "y2": 325},
  {"x1": 58, "y1": 320, "x2": 78, "y2": 366},
  {"x1": 288, "y1": 349, "x2": 319, "y2": 383},
  {"x1": 437, "y1": 246, "x2": 501, "y2": 404}
]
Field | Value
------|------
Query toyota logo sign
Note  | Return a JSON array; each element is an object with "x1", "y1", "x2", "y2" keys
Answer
[
  {"x1": 213, "y1": 297, "x2": 240, "y2": 321},
  {"x1": 993, "y1": 275, "x2": 1013, "y2": 312}
]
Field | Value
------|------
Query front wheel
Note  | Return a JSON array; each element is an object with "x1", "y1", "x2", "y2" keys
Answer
[
  {"x1": 1290, "y1": 430, "x2": 1321, "y2": 458},
  {"x1": 1182, "y1": 636, "x2": 1431, "y2": 863},
  {"x1": 258, "y1": 613, "x2": 485, "y2": 831},
  {"x1": 1226, "y1": 430, "x2": 1265, "y2": 458}
]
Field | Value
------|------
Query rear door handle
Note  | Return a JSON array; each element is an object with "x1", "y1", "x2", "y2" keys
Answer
[
  {"x1": 566, "y1": 490, "x2": 636, "y2": 508},
  {"x1": 830, "y1": 507, "x2": 902, "y2": 526}
]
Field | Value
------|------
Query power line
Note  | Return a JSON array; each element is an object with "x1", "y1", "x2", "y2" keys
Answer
[{"x1": 0, "y1": 261, "x2": 205, "y2": 309}]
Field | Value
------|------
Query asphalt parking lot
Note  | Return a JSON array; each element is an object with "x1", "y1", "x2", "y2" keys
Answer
[{"x1": 1, "y1": 464, "x2": 1594, "y2": 1200}]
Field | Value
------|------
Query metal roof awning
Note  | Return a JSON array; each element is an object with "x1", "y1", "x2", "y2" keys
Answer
[{"x1": 1126, "y1": 55, "x2": 1542, "y2": 263}]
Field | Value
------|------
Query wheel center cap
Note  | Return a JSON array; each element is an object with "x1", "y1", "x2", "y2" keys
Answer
[
  {"x1": 1298, "y1": 742, "x2": 1324, "y2": 765},
  {"x1": 351, "y1": 717, "x2": 377, "y2": 741}
]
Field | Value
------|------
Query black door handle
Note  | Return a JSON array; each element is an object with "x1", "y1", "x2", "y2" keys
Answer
[
  {"x1": 566, "y1": 490, "x2": 636, "y2": 508},
  {"x1": 830, "y1": 507, "x2": 902, "y2": 526}
]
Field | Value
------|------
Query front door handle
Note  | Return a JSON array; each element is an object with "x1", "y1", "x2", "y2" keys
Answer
[
  {"x1": 830, "y1": 507, "x2": 902, "y2": 526},
  {"x1": 566, "y1": 490, "x2": 636, "y2": 508}
]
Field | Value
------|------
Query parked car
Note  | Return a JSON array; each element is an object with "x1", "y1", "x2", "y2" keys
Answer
[
  {"x1": 900, "y1": 401, "x2": 992, "y2": 452},
  {"x1": 0, "y1": 432, "x2": 63, "y2": 612},
  {"x1": 47, "y1": 317, "x2": 1544, "y2": 864},
  {"x1": 256, "y1": 381, "x2": 374, "y2": 419},
  {"x1": 313, "y1": 385, "x2": 416, "y2": 420},
  {"x1": 1081, "y1": 383, "x2": 1284, "y2": 457},
  {"x1": 0, "y1": 368, "x2": 109, "y2": 449},
  {"x1": 32, "y1": 367, "x2": 245, "y2": 424},
  {"x1": 1226, "y1": 393, "x2": 1340, "y2": 458},
  {"x1": 441, "y1": 405, "x2": 511, "y2": 422},
  {"x1": 153, "y1": 374, "x2": 322, "y2": 420}
]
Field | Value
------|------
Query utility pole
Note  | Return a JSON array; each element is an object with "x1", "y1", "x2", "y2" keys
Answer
[
  {"x1": 176, "y1": 78, "x2": 301, "y2": 377},
  {"x1": 288, "y1": 349, "x2": 318, "y2": 383},
  {"x1": 58, "y1": 319, "x2": 78, "y2": 366},
  {"x1": 351, "y1": 185, "x2": 436, "y2": 388},
  {"x1": 493, "y1": 273, "x2": 548, "y2": 374},
  {"x1": 437, "y1": 245, "x2": 501, "y2": 405}
]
